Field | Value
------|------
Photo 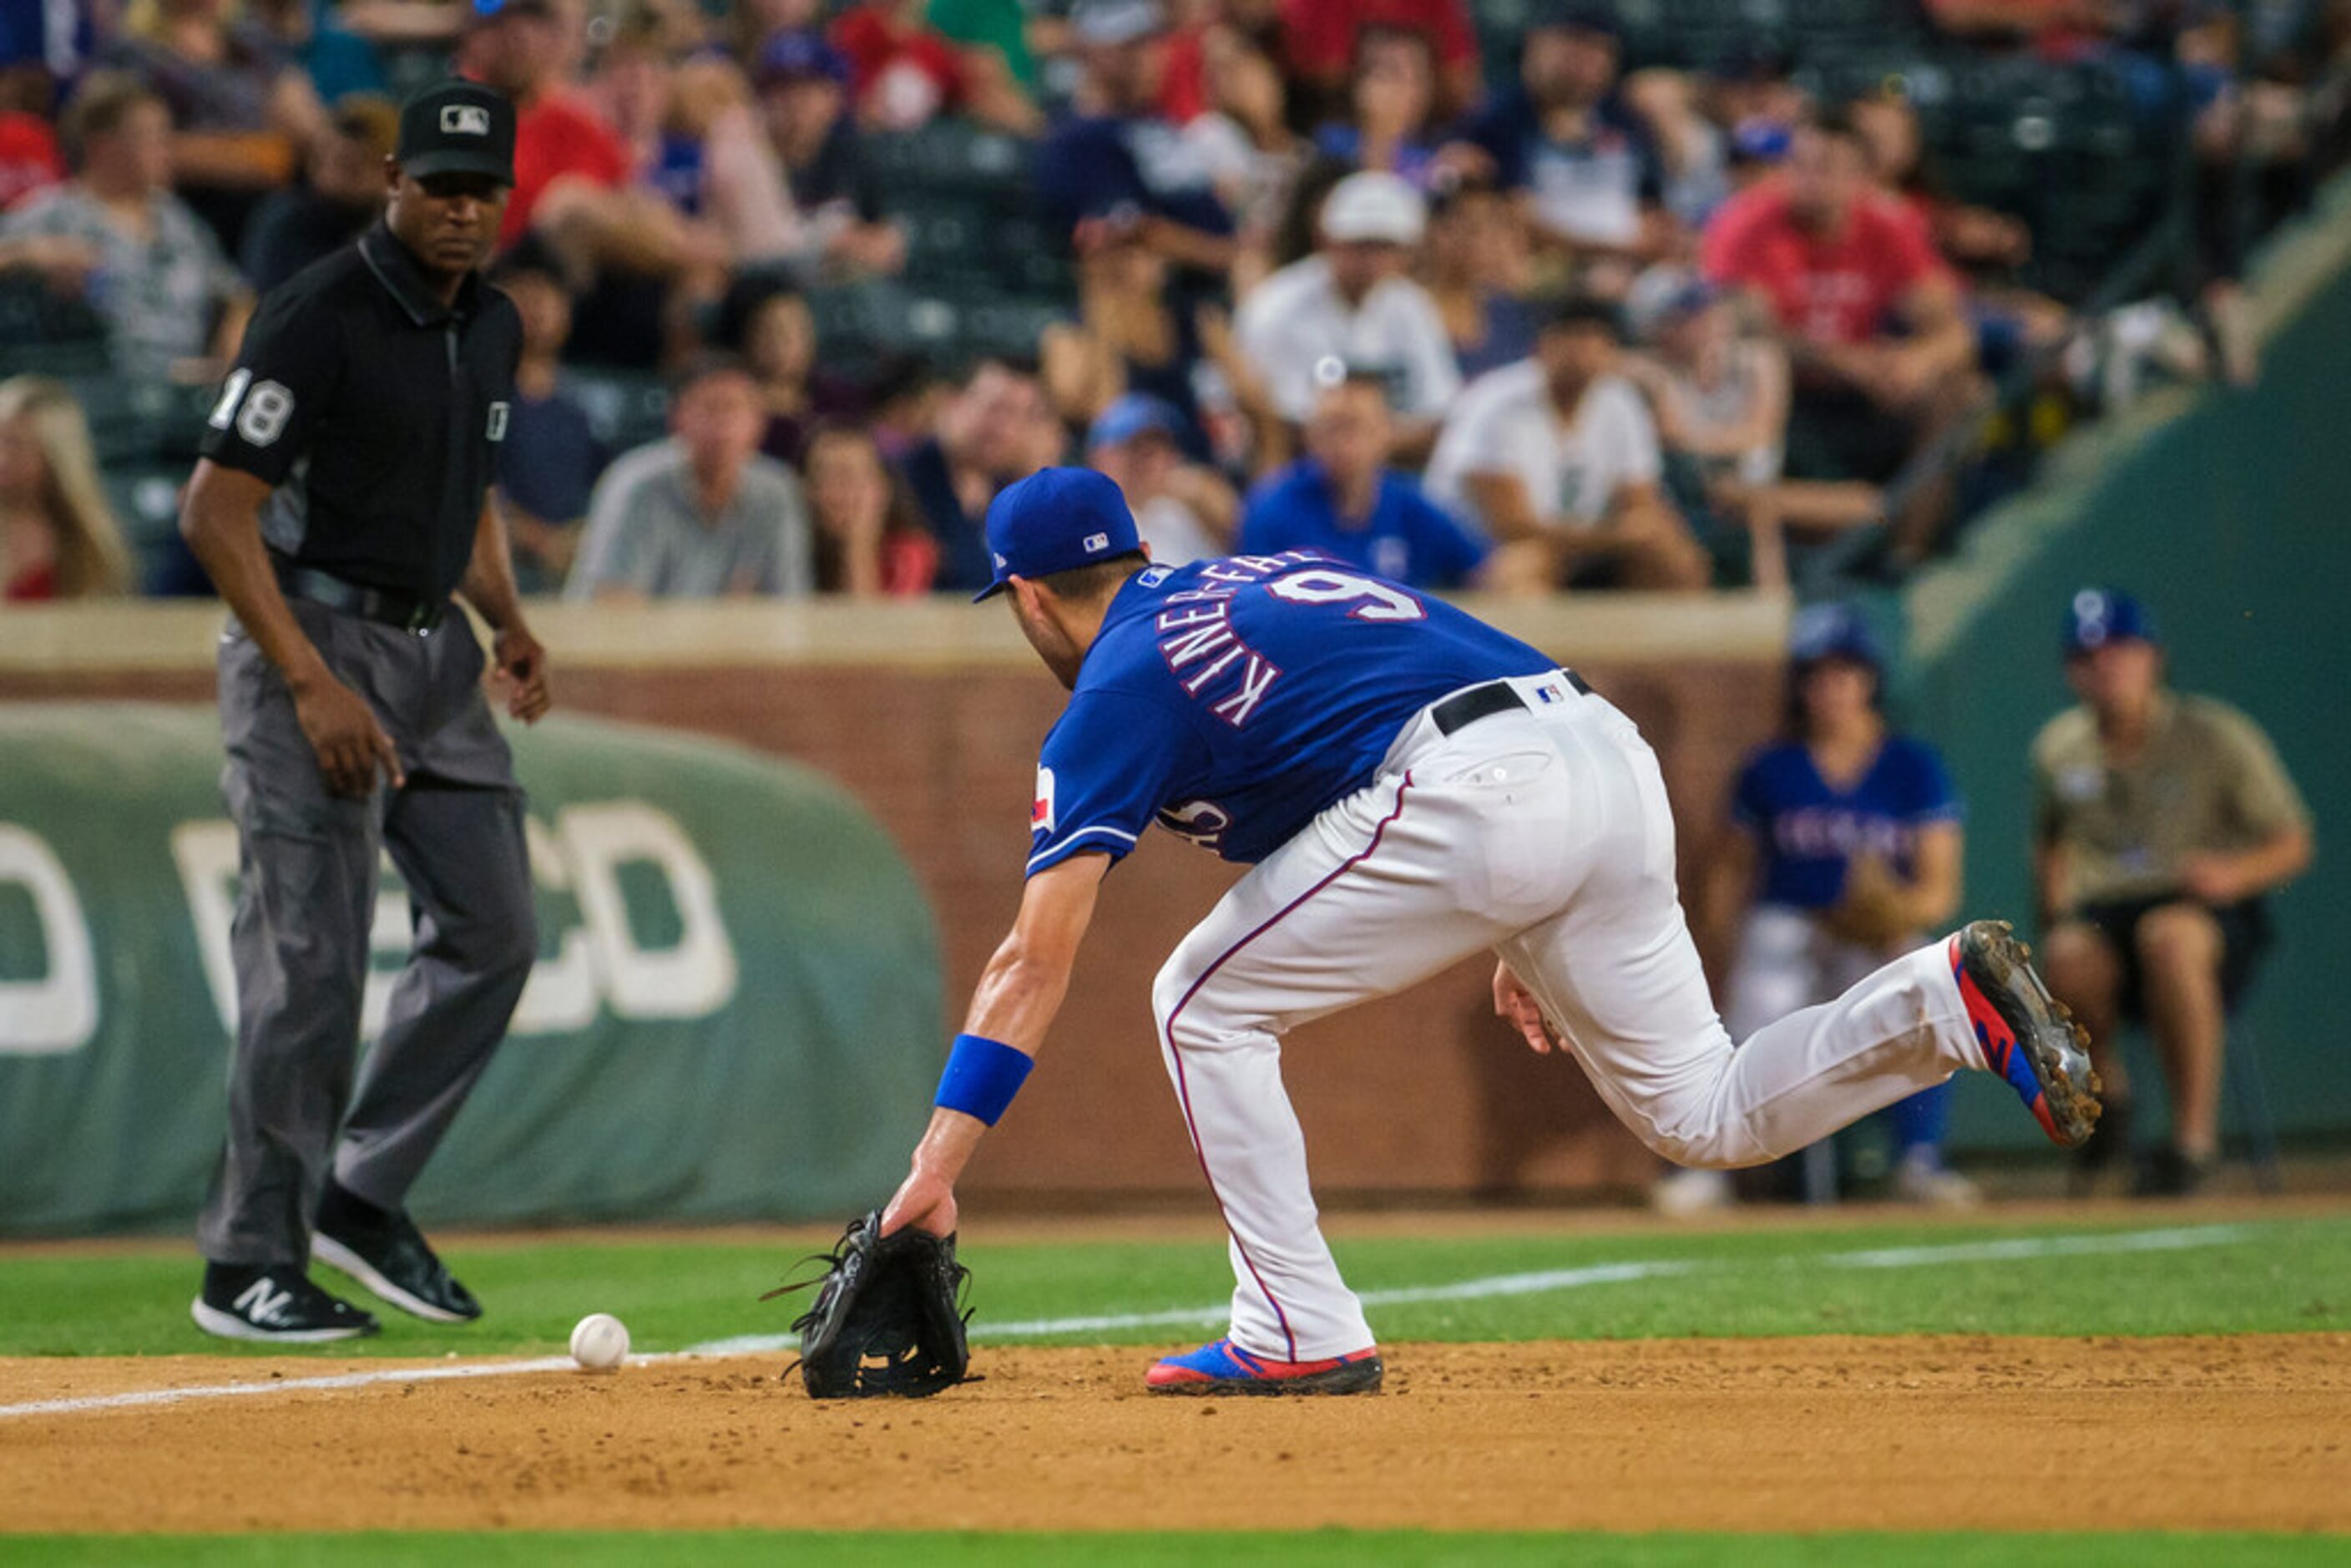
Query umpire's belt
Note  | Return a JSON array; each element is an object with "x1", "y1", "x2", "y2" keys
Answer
[
  {"x1": 1432, "y1": 670, "x2": 1593, "y2": 736},
  {"x1": 274, "y1": 559, "x2": 447, "y2": 634}
]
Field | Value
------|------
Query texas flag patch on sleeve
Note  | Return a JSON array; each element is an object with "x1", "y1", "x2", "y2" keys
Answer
[{"x1": 1031, "y1": 766, "x2": 1057, "y2": 837}]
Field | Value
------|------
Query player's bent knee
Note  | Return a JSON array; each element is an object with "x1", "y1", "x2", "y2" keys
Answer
[{"x1": 1149, "y1": 953, "x2": 1195, "y2": 1036}]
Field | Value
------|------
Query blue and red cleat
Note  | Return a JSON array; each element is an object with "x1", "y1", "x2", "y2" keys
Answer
[
  {"x1": 1953, "y1": 919, "x2": 2102, "y2": 1148},
  {"x1": 1145, "y1": 1338, "x2": 1385, "y2": 1396}
]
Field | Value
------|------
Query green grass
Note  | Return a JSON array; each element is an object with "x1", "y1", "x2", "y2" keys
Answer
[
  {"x1": 2, "y1": 1212, "x2": 2344, "y2": 1361},
  {"x1": 0, "y1": 1535, "x2": 2339, "y2": 1566}
]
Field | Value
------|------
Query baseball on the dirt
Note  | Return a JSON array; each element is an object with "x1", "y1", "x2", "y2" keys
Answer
[{"x1": 569, "y1": 1313, "x2": 629, "y2": 1371}]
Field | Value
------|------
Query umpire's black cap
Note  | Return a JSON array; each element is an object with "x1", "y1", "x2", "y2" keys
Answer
[{"x1": 393, "y1": 80, "x2": 516, "y2": 185}]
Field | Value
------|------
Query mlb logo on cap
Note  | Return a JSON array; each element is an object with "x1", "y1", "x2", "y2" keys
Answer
[
  {"x1": 973, "y1": 468, "x2": 1142, "y2": 601},
  {"x1": 441, "y1": 104, "x2": 492, "y2": 136}
]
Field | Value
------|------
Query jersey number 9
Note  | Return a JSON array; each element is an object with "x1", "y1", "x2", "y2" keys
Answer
[{"x1": 1265, "y1": 569, "x2": 1427, "y2": 623}]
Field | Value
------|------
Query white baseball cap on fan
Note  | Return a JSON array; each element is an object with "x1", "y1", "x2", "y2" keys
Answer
[{"x1": 1318, "y1": 172, "x2": 1427, "y2": 247}]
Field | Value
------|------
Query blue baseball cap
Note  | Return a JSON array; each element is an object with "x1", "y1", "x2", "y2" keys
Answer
[
  {"x1": 1789, "y1": 603, "x2": 1883, "y2": 670},
  {"x1": 973, "y1": 467, "x2": 1142, "y2": 602},
  {"x1": 1086, "y1": 392, "x2": 1184, "y2": 450},
  {"x1": 2062, "y1": 587, "x2": 2159, "y2": 656}
]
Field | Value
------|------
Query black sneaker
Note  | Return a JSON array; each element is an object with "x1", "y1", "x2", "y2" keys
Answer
[
  {"x1": 313, "y1": 1180, "x2": 483, "y2": 1323},
  {"x1": 2132, "y1": 1146, "x2": 2217, "y2": 1199},
  {"x1": 191, "y1": 1262, "x2": 380, "y2": 1343}
]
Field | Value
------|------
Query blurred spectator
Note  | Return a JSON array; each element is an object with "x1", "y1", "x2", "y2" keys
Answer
[
  {"x1": 2033, "y1": 589, "x2": 2313, "y2": 1197},
  {"x1": 716, "y1": 277, "x2": 824, "y2": 464},
  {"x1": 1278, "y1": 0, "x2": 1482, "y2": 124},
  {"x1": 492, "y1": 252, "x2": 606, "y2": 594},
  {"x1": 0, "y1": 73, "x2": 252, "y2": 382},
  {"x1": 1085, "y1": 391, "x2": 1234, "y2": 564},
  {"x1": 1182, "y1": 25, "x2": 1305, "y2": 287},
  {"x1": 0, "y1": 374, "x2": 135, "y2": 599},
  {"x1": 1040, "y1": 222, "x2": 1220, "y2": 453},
  {"x1": 466, "y1": 0, "x2": 728, "y2": 367},
  {"x1": 240, "y1": 94, "x2": 396, "y2": 292},
  {"x1": 0, "y1": 65, "x2": 65, "y2": 210},
  {"x1": 862, "y1": 352, "x2": 952, "y2": 460},
  {"x1": 1312, "y1": 25, "x2": 1449, "y2": 190},
  {"x1": 244, "y1": 0, "x2": 388, "y2": 107},
  {"x1": 802, "y1": 421, "x2": 938, "y2": 596},
  {"x1": 1849, "y1": 89, "x2": 2072, "y2": 382},
  {"x1": 898, "y1": 356, "x2": 1054, "y2": 593},
  {"x1": 1239, "y1": 373, "x2": 1487, "y2": 588},
  {"x1": 1459, "y1": 2, "x2": 1674, "y2": 271},
  {"x1": 1666, "y1": 604, "x2": 1974, "y2": 1214},
  {"x1": 105, "y1": 0, "x2": 324, "y2": 240},
  {"x1": 1420, "y1": 177, "x2": 1537, "y2": 380},
  {"x1": 1233, "y1": 170, "x2": 1460, "y2": 459},
  {"x1": 1849, "y1": 90, "x2": 2029, "y2": 281},
  {"x1": 1700, "y1": 39, "x2": 1805, "y2": 158},
  {"x1": 756, "y1": 29, "x2": 906, "y2": 281},
  {"x1": 1701, "y1": 110, "x2": 1977, "y2": 558},
  {"x1": 459, "y1": 0, "x2": 627, "y2": 247},
  {"x1": 829, "y1": 0, "x2": 1040, "y2": 134},
  {"x1": 567, "y1": 355, "x2": 815, "y2": 599},
  {"x1": 1426, "y1": 295, "x2": 1708, "y2": 591},
  {"x1": 1623, "y1": 67, "x2": 1730, "y2": 230},
  {"x1": 1619, "y1": 276, "x2": 1849, "y2": 592},
  {"x1": 593, "y1": 20, "x2": 802, "y2": 271},
  {"x1": 1035, "y1": 0, "x2": 1236, "y2": 278}
]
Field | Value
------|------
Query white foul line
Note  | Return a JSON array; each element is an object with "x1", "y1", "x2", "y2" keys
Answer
[{"x1": 0, "y1": 1223, "x2": 2259, "y2": 1421}]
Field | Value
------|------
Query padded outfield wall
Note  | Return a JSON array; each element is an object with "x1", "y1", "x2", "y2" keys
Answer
[{"x1": 0, "y1": 596, "x2": 1786, "y2": 1223}]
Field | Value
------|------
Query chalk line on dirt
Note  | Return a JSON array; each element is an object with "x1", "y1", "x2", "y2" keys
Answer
[{"x1": 0, "y1": 1223, "x2": 2254, "y2": 1421}]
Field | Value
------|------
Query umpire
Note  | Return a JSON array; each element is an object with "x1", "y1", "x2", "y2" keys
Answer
[{"x1": 179, "y1": 80, "x2": 550, "y2": 1343}]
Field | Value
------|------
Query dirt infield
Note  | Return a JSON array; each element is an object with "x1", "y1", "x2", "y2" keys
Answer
[{"x1": 4, "y1": 1334, "x2": 2347, "y2": 1534}]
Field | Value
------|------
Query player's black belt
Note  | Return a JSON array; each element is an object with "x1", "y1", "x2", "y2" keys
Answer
[
  {"x1": 1432, "y1": 670, "x2": 1592, "y2": 736},
  {"x1": 274, "y1": 560, "x2": 447, "y2": 634}
]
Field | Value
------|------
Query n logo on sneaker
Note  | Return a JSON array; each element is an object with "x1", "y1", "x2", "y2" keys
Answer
[{"x1": 234, "y1": 1277, "x2": 296, "y2": 1328}]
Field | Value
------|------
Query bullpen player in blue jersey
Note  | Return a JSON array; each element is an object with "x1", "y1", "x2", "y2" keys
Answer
[
  {"x1": 1659, "y1": 606, "x2": 1979, "y2": 1215},
  {"x1": 877, "y1": 468, "x2": 2099, "y2": 1395}
]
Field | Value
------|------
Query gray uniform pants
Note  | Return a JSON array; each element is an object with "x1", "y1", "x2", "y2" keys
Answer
[{"x1": 198, "y1": 598, "x2": 537, "y2": 1267}]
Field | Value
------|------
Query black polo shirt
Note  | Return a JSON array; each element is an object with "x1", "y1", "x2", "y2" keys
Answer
[{"x1": 199, "y1": 220, "x2": 522, "y2": 601}]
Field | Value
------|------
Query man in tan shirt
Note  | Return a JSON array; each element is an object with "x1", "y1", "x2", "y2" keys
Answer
[{"x1": 2032, "y1": 589, "x2": 2313, "y2": 1196}]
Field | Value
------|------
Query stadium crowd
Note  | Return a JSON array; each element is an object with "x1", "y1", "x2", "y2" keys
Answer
[{"x1": 0, "y1": 0, "x2": 2346, "y2": 604}]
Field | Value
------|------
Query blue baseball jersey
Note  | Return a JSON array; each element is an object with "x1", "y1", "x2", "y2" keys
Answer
[
  {"x1": 1027, "y1": 553, "x2": 1556, "y2": 873},
  {"x1": 1731, "y1": 735, "x2": 1963, "y2": 910},
  {"x1": 1238, "y1": 462, "x2": 1489, "y2": 590}
]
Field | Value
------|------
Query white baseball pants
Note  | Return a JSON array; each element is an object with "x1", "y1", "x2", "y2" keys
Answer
[{"x1": 1150, "y1": 675, "x2": 1991, "y2": 1362}]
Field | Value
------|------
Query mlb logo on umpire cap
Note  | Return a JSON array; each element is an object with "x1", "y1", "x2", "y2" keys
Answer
[{"x1": 396, "y1": 80, "x2": 517, "y2": 185}]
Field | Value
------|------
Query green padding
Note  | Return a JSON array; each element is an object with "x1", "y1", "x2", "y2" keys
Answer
[{"x1": 0, "y1": 705, "x2": 943, "y2": 1236}]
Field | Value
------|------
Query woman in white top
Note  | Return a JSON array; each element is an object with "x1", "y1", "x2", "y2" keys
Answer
[{"x1": 1626, "y1": 281, "x2": 1877, "y2": 591}]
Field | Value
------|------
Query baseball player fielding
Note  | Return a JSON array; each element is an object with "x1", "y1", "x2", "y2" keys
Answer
[{"x1": 871, "y1": 467, "x2": 2100, "y2": 1396}]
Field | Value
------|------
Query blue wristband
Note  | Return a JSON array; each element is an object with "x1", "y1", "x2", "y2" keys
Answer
[{"x1": 933, "y1": 1033, "x2": 1034, "y2": 1125}]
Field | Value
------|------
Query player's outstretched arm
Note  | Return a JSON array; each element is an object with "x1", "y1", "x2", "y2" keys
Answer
[{"x1": 880, "y1": 852, "x2": 1112, "y2": 1237}]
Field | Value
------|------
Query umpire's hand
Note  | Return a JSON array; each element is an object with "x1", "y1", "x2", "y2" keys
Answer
[
  {"x1": 493, "y1": 625, "x2": 552, "y2": 725},
  {"x1": 291, "y1": 670, "x2": 404, "y2": 797}
]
